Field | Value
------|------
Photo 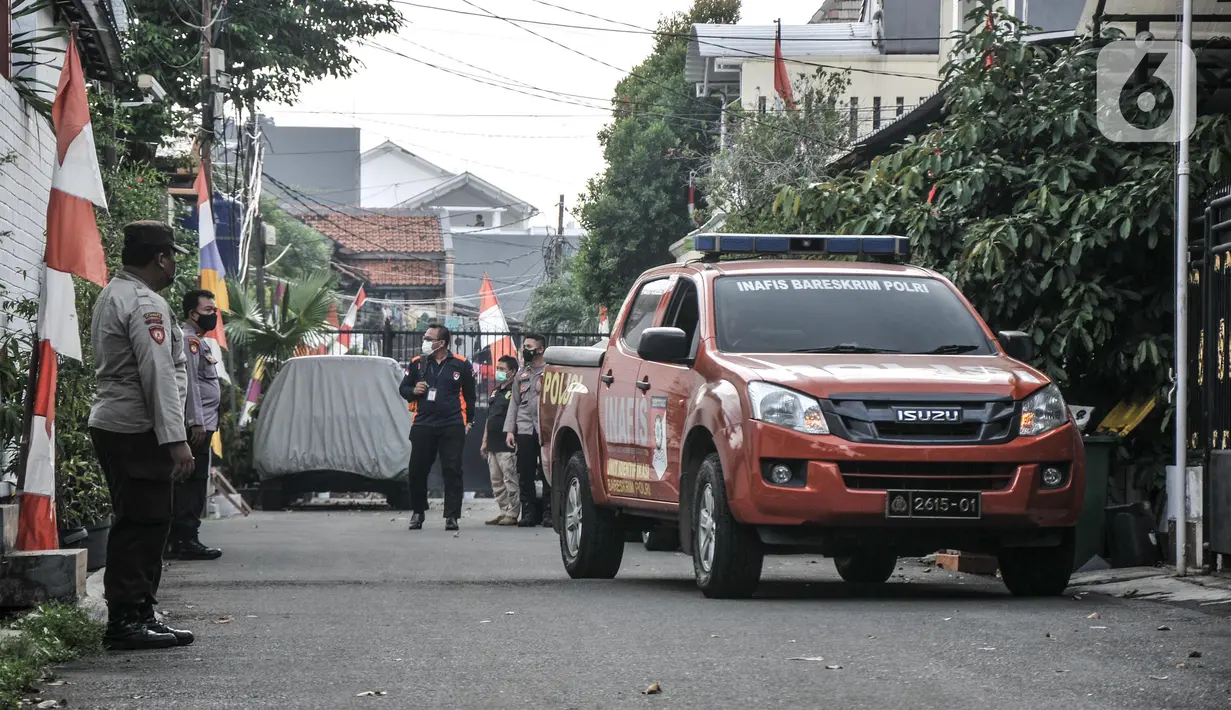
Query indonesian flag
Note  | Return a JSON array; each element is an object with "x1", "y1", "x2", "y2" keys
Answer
[
  {"x1": 773, "y1": 22, "x2": 796, "y2": 111},
  {"x1": 598, "y1": 305, "x2": 610, "y2": 335},
  {"x1": 338, "y1": 286, "x2": 366, "y2": 351},
  {"x1": 195, "y1": 170, "x2": 229, "y2": 354},
  {"x1": 238, "y1": 359, "x2": 264, "y2": 429},
  {"x1": 478, "y1": 274, "x2": 515, "y2": 364},
  {"x1": 19, "y1": 37, "x2": 109, "y2": 551}
]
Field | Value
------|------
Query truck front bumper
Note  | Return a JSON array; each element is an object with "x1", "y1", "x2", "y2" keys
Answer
[{"x1": 720, "y1": 420, "x2": 1085, "y2": 531}]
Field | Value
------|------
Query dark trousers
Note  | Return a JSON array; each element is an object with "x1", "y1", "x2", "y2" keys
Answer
[
  {"x1": 90, "y1": 428, "x2": 174, "y2": 614},
  {"x1": 515, "y1": 434, "x2": 549, "y2": 518},
  {"x1": 170, "y1": 434, "x2": 212, "y2": 544},
  {"x1": 408, "y1": 424, "x2": 465, "y2": 518}
]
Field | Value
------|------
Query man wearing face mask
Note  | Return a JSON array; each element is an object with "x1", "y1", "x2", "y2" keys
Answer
[
  {"x1": 399, "y1": 323, "x2": 476, "y2": 531},
  {"x1": 504, "y1": 334, "x2": 550, "y2": 528},
  {"x1": 166, "y1": 289, "x2": 223, "y2": 561},
  {"x1": 89, "y1": 221, "x2": 196, "y2": 651}
]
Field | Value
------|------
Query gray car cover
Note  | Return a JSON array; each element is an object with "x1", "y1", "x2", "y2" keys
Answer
[{"x1": 254, "y1": 355, "x2": 413, "y2": 481}]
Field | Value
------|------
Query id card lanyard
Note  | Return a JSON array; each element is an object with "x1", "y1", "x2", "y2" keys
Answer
[{"x1": 422, "y1": 358, "x2": 444, "y2": 402}]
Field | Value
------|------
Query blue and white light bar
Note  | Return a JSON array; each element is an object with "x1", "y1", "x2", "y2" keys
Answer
[{"x1": 690, "y1": 233, "x2": 910, "y2": 259}]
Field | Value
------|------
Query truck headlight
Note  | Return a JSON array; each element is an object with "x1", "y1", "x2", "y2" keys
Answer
[
  {"x1": 748, "y1": 382, "x2": 829, "y2": 435},
  {"x1": 1019, "y1": 384, "x2": 1067, "y2": 436}
]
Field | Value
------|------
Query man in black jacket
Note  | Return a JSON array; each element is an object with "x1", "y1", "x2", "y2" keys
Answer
[{"x1": 399, "y1": 323, "x2": 476, "y2": 531}]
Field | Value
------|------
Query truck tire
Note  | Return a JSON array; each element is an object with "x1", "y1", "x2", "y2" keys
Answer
[
  {"x1": 560, "y1": 451, "x2": 625, "y2": 579},
  {"x1": 386, "y1": 480, "x2": 412, "y2": 511},
  {"x1": 834, "y1": 550, "x2": 897, "y2": 584},
  {"x1": 643, "y1": 528, "x2": 681, "y2": 552},
  {"x1": 998, "y1": 529, "x2": 1076, "y2": 597},
  {"x1": 692, "y1": 453, "x2": 763, "y2": 598}
]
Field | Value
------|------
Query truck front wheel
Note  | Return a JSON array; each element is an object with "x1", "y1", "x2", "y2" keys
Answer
[
  {"x1": 692, "y1": 453, "x2": 763, "y2": 598},
  {"x1": 998, "y1": 529, "x2": 1076, "y2": 597},
  {"x1": 834, "y1": 549, "x2": 897, "y2": 584},
  {"x1": 560, "y1": 451, "x2": 625, "y2": 579}
]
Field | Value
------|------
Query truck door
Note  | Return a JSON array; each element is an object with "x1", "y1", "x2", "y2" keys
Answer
[
  {"x1": 598, "y1": 277, "x2": 671, "y2": 501},
  {"x1": 635, "y1": 274, "x2": 703, "y2": 504}
]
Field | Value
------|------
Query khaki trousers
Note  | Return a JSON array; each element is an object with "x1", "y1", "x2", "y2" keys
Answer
[{"x1": 488, "y1": 451, "x2": 519, "y2": 518}]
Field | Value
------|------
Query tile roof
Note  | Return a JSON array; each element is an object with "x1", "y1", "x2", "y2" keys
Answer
[
  {"x1": 337, "y1": 258, "x2": 443, "y2": 287},
  {"x1": 296, "y1": 209, "x2": 444, "y2": 254}
]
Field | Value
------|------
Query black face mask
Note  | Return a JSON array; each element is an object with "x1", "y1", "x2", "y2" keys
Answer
[
  {"x1": 195, "y1": 313, "x2": 218, "y2": 333},
  {"x1": 523, "y1": 348, "x2": 539, "y2": 361}
]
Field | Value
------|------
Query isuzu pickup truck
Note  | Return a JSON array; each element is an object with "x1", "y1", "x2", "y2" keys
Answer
[{"x1": 539, "y1": 234, "x2": 1085, "y2": 599}]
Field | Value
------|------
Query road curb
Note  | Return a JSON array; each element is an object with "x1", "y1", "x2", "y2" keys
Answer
[{"x1": 79, "y1": 568, "x2": 105, "y2": 623}]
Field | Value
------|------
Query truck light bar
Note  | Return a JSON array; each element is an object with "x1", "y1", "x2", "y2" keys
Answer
[{"x1": 690, "y1": 233, "x2": 910, "y2": 260}]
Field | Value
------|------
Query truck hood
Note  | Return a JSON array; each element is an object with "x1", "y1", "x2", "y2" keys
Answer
[{"x1": 716, "y1": 353, "x2": 1050, "y2": 401}]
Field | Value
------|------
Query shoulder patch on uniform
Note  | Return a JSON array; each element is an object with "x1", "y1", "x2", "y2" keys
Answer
[
  {"x1": 453, "y1": 370, "x2": 460, "y2": 381},
  {"x1": 188, "y1": 339, "x2": 200, "y2": 354},
  {"x1": 149, "y1": 326, "x2": 166, "y2": 344},
  {"x1": 143, "y1": 312, "x2": 164, "y2": 324}
]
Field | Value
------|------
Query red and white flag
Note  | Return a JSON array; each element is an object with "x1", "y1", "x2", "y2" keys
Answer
[
  {"x1": 19, "y1": 36, "x2": 109, "y2": 551},
  {"x1": 337, "y1": 285, "x2": 366, "y2": 351},
  {"x1": 773, "y1": 21, "x2": 796, "y2": 111},
  {"x1": 598, "y1": 305, "x2": 610, "y2": 335},
  {"x1": 478, "y1": 275, "x2": 515, "y2": 364}
]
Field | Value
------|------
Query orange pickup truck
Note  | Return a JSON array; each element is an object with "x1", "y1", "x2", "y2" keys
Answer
[{"x1": 539, "y1": 234, "x2": 1085, "y2": 599}]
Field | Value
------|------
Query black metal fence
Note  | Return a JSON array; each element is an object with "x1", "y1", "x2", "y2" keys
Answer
[{"x1": 1197, "y1": 186, "x2": 1231, "y2": 556}]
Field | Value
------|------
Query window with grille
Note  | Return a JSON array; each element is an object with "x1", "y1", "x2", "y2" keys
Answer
[
  {"x1": 873, "y1": 96, "x2": 882, "y2": 130},
  {"x1": 757, "y1": 95, "x2": 767, "y2": 114},
  {"x1": 896, "y1": 97, "x2": 905, "y2": 117}
]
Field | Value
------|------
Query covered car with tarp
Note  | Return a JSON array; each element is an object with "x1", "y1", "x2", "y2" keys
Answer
[{"x1": 253, "y1": 355, "x2": 413, "y2": 509}]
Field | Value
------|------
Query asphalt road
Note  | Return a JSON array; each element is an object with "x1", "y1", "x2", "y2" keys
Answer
[{"x1": 51, "y1": 504, "x2": 1231, "y2": 710}]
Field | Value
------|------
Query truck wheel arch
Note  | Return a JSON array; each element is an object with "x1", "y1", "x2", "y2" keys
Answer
[
  {"x1": 552, "y1": 427, "x2": 586, "y2": 492},
  {"x1": 679, "y1": 425, "x2": 718, "y2": 552}
]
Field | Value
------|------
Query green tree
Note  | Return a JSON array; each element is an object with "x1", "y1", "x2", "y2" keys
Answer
[
  {"x1": 261, "y1": 198, "x2": 334, "y2": 282},
  {"x1": 525, "y1": 257, "x2": 595, "y2": 332},
  {"x1": 575, "y1": 0, "x2": 740, "y2": 308},
  {"x1": 754, "y1": 1, "x2": 1231, "y2": 435}
]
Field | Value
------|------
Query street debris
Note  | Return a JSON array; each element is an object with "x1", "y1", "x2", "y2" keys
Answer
[
  {"x1": 978, "y1": 647, "x2": 996, "y2": 651},
  {"x1": 643, "y1": 682, "x2": 662, "y2": 695},
  {"x1": 214, "y1": 615, "x2": 234, "y2": 624},
  {"x1": 825, "y1": 665, "x2": 843, "y2": 671},
  {"x1": 479, "y1": 620, "x2": 492, "y2": 624},
  {"x1": 1054, "y1": 669, "x2": 1069, "y2": 674},
  {"x1": 1189, "y1": 650, "x2": 1203, "y2": 658},
  {"x1": 1157, "y1": 625, "x2": 1172, "y2": 632},
  {"x1": 36, "y1": 701, "x2": 61, "y2": 709},
  {"x1": 44, "y1": 681, "x2": 64, "y2": 687},
  {"x1": 1149, "y1": 675, "x2": 1169, "y2": 681},
  {"x1": 710, "y1": 634, "x2": 720, "y2": 638},
  {"x1": 356, "y1": 690, "x2": 388, "y2": 697},
  {"x1": 245, "y1": 615, "x2": 257, "y2": 619},
  {"x1": 1045, "y1": 632, "x2": 1054, "y2": 639},
  {"x1": 787, "y1": 656, "x2": 825, "y2": 662},
  {"x1": 1087, "y1": 612, "x2": 1101, "y2": 620},
  {"x1": 1090, "y1": 626, "x2": 1108, "y2": 630},
  {"x1": 504, "y1": 611, "x2": 515, "y2": 615},
  {"x1": 1176, "y1": 663, "x2": 1189, "y2": 669},
  {"x1": 943, "y1": 617, "x2": 952, "y2": 621},
  {"x1": 453, "y1": 532, "x2": 460, "y2": 538}
]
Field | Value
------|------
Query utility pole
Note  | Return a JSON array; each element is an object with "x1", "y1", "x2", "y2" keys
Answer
[
  {"x1": 557, "y1": 194, "x2": 565, "y2": 237},
  {"x1": 247, "y1": 112, "x2": 267, "y2": 312},
  {"x1": 1174, "y1": 0, "x2": 1196, "y2": 577},
  {"x1": 200, "y1": 0, "x2": 213, "y2": 185}
]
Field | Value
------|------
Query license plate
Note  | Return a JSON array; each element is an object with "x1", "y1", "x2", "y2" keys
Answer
[{"x1": 885, "y1": 490, "x2": 981, "y2": 520}]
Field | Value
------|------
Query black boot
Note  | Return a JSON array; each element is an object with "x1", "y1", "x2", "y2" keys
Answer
[
  {"x1": 517, "y1": 504, "x2": 537, "y2": 528},
  {"x1": 408, "y1": 512, "x2": 425, "y2": 530},
  {"x1": 105, "y1": 607, "x2": 178, "y2": 651},
  {"x1": 177, "y1": 539, "x2": 222, "y2": 561},
  {"x1": 140, "y1": 606, "x2": 194, "y2": 646},
  {"x1": 541, "y1": 505, "x2": 552, "y2": 528},
  {"x1": 445, "y1": 517, "x2": 459, "y2": 531}
]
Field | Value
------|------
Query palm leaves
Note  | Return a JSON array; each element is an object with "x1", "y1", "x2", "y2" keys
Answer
[{"x1": 225, "y1": 271, "x2": 338, "y2": 380}]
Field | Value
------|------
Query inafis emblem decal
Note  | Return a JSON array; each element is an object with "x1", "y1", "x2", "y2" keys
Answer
[{"x1": 651, "y1": 395, "x2": 668, "y2": 480}]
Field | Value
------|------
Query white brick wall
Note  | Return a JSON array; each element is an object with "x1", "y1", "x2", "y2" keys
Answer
[{"x1": 0, "y1": 76, "x2": 54, "y2": 320}]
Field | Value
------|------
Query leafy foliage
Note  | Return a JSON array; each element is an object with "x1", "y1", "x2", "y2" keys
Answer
[
  {"x1": 525, "y1": 257, "x2": 596, "y2": 332},
  {"x1": 575, "y1": 0, "x2": 740, "y2": 309},
  {"x1": 260, "y1": 197, "x2": 334, "y2": 282},
  {"x1": 750, "y1": 3, "x2": 1231, "y2": 432},
  {"x1": 225, "y1": 271, "x2": 337, "y2": 382},
  {"x1": 1, "y1": 603, "x2": 104, "y2": 709}
]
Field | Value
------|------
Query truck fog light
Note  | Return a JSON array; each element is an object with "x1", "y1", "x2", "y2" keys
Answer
[
  {"x1": 1041, "y1": 466, "x2": 1066, "y2": 489},
  {"x1": 770, "y1": 464, "x2": 794, "y2": 485}
]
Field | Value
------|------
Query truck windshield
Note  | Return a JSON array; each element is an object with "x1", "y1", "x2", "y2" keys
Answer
[{"x1": 713, "y1": 274, "x2": 994, "y2": 355}]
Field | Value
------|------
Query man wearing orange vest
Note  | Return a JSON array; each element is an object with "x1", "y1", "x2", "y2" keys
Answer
[{"x1": 399, "y1": 323, "x2": 476, "y2": 531}]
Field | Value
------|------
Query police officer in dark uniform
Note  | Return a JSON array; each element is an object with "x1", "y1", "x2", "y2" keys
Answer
[
  {"x1": 167, "y1": 288, "x2": 223, "y2": 560},
  {"x1": 89, "y1": 221, "x2": 196, "y2": 651},
  {"x1": 399, "y1": 323, "x2": 476, "y2": 531}
]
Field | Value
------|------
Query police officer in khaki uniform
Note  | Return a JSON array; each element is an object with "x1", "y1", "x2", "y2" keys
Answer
[
  {"x1": 89, "y1": 221, "x2": 196, "y2": 651},
  {"x1": 166, "y1": 289, "x2": 223, "y2": 560}
]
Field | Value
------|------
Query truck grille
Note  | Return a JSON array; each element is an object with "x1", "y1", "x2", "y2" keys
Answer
[
  {"x1": 839, "y1": 461, "x2": 1017, "y2": 491},
  {"x1": 824, "y1": 396, "x2": 1018, "y2": 445}
]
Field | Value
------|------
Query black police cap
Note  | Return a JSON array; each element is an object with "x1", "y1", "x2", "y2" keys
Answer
[{"x1": 123, "y1": 220, "x2": 189, "y2": 255}]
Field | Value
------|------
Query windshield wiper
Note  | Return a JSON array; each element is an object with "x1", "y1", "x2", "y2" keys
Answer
[
  {"x1": 919, "y1": 344, "x2": 982, "y2": 355},
  {"x1": 792, "y1": 344, "x2": 902, "y2": 354}
]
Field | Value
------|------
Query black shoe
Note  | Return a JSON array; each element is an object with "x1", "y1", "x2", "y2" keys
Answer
[
  {"x1": 541, "y1": 514, "x2": 552, "y2": 528},
  {"x1": 517, "y1": 515, "x2": 537, "y2": 528},
  {"x1": 144, "y1": 616, "x2": 195, "y2": 646},
  {"x1": 445, "y1": 517, "x2": 459, "y2": 531},
  {"x1": 176, "y1": 539, "x2": 222, "y2": 561},
  {"x1": 104, "y1": 619, "x2": 179, "y2": 651},
  {"x1": 408, "y1": 513, "x2": 424, "y2": 530}
]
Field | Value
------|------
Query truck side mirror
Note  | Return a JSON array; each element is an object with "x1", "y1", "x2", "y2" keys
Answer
[
  {"x1": 638, "y1": 327, "x2": 690, "y2": 363},
  {"x1": 997, "y1": 331, "x2": 1035, "y2": 362}
]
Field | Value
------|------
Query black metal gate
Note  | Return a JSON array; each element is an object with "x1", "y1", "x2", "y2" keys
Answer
[
  {"x1": 322, "y1": 328, "x2": 606, "y2": 496},
  {"x1": 1194, "y1": 186, "x2": 1231, "y2": 556}
]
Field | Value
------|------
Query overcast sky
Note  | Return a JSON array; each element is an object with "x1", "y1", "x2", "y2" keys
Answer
[{"x1": 265, "y1": 0, "x2": 823, "y2": 227}]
